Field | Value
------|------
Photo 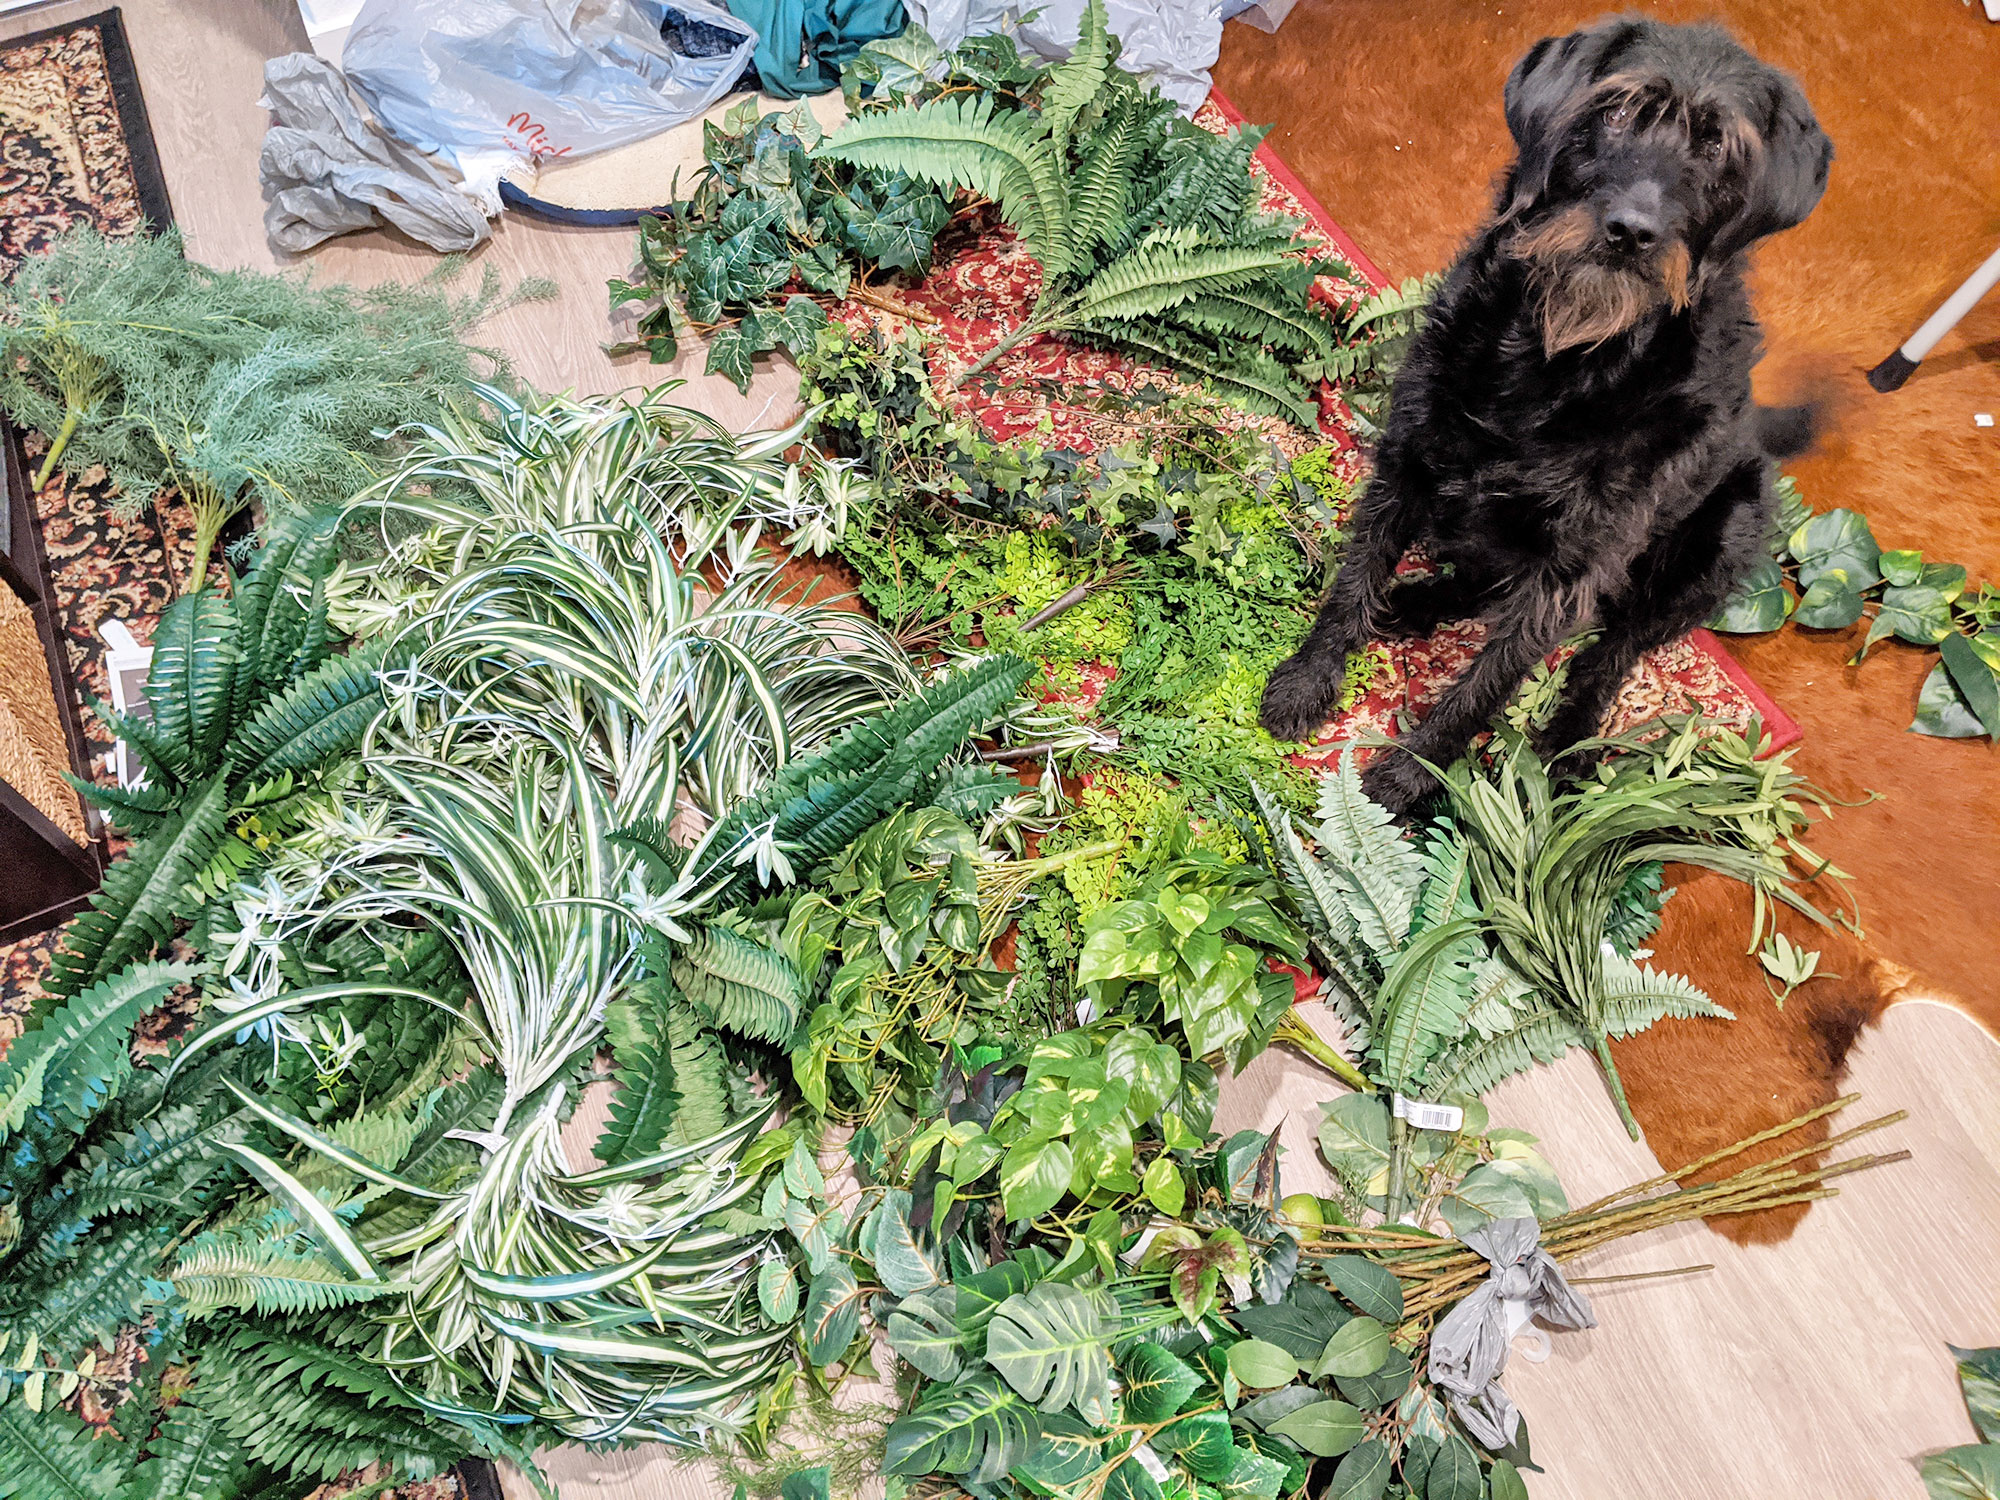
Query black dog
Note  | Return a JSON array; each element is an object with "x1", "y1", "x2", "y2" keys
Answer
[{"x1": 1260, "y1": 16, "x2": 1832, "y2": 812}]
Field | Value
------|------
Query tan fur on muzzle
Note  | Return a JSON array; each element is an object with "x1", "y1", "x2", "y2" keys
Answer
[{"x1": 1505, "y1": 205, "x2": 1694, "y2": 355}]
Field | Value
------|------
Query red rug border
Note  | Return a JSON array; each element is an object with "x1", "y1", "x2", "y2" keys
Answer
[{"x1": 1205, "y1": 86, "x2": 1803, "y2": 756}]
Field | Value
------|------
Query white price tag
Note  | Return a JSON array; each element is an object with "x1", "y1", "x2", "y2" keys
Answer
[
  {"x1": 1132, "y1": 1445, "x2": 1172, "y2": 1482},
  {"x1": 1391, "y1": 1094, "x2": 1464, "y2": 1133}
]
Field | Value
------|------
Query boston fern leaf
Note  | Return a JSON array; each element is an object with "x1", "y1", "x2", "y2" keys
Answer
[
  {"x1": 225, "y1": 638, "x2": 391, "y2": 783},
  {"x1": 12, "y1": 1220, "x2": 177, "y2": 1356},
  {"x1": 0, "y1": 959, "x2": 200, "y2": 1131},
  {"x1": 1310, "y1": 748, "x2": 1424, "y2": 960},
  {"x1": 127, "y1": 1390, "x2": 245, "y2": 1500},
  {"x1": 172, "y1": 1240, "x2": 406, "y2": 1317},
  {"x1": 44, "y1": 779, "x2": 229, "y2": 1000},
  {"x1": 1088, "y1": 323, "x2": 1318, "y2": 427},
  {"x1": 662, "y1": 1003, "x2": 731, "y2": 1146},
  {"x1": 69, "y1": 775, "x2": 179, "y2": 837},
  {"x1": 1372, "y1": 917, "x2": 1481, "y2": 1095},
  {"x1": 1074, "y1": 242, "x2": 1290, "y2": 324},
  {"x1": 884, "y1": 1371, "x2": 1043, "y2": 1486},
  {"x1": 0, "y1": 1404, "x2": 131, "y2": 1500},
  {"x1": 674, "y1": 926, "x2": 803, "y2": 1044},
  {"x1": 823, "y1": 96, "x2": 1074, "y2": 274},
  {"x1": 1067, "y1": 99, "x2": 1144, "y2": 259},
  {"x1": 594, "y1": 976, "x2": 682, "y2": 1165},
  {"x1": 1599, "y1": 951, "x2": 1733, "y2": 1034},
  {"x1": 144, "y1": 590, "x2": 238, "y2": 779},
  {"x1": 231, "y1": 505, "x2": 341, "y2": 724},
  {"x1": 1424, "y1": 1004, "x2": 1582, "y2": 1101},
  {"x1": 1038, "y1": 0, "x2": 1112, "y2": 142},
  {"x1": 1171, "y1": 280, "x2": 1338, "y2": 359}
]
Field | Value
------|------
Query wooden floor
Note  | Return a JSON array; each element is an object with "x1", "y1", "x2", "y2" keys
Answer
[{"x1": 10, "y1": 2, "x2": 1995, "y2": 1496}]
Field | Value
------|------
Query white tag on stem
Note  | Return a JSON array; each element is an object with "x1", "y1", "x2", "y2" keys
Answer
[{"x1": 1391, "y1": 1093, "x2": 1464, "y2": 1133}]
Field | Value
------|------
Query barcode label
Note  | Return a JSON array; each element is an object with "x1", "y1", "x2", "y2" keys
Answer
[{"x1": 1392, "y1": 1094, "x2": 1464, "y2": 1133}]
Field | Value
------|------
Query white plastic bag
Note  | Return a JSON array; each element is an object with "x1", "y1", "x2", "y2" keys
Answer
[
  {"x1": 903, "y1": 0, "x2": 1223, "y2": 111},
  {"x1": 341, "y1": 0, "x2": 756, "y2": 204}
]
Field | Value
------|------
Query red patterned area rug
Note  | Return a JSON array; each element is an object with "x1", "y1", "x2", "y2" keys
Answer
[{"x1": 836, "y1": 88, "x2": 1801, "y2": 762}]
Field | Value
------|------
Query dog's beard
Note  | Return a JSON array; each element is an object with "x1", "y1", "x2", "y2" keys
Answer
[{"x1": 1505, "y1": 207, "x2": 1693, "y2": 356}]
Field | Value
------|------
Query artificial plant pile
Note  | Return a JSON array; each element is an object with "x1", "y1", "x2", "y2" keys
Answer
[{"x1": 0, "y1": 19, "x2": 1910, "y2": 1500}]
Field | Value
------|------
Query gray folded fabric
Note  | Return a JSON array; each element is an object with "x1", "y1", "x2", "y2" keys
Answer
[
  {"x1": 1426, "y1": 1217, "x2": 1596, "y2": 1449},
  {"x1": 259, "y1": 54, "x2": 493, "y2": 255}
]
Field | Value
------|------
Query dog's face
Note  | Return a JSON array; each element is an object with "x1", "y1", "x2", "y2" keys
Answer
[{"x1": 1497, "y1": 17, "x2": 1832, "y2": 354}]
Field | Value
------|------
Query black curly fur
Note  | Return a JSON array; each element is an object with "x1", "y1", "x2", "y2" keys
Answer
[{"x1": 1261, "y1": 15, "x2": 1832, "y2": 812}]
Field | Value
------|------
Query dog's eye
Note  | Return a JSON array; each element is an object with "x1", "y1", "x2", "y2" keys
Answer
[
  {"x1": 1604, "y1": 102, "x2": 1633, "y2": 128},
  {"x1": 1700, "y1": 136, "x2": 1725, "y2": 161}
]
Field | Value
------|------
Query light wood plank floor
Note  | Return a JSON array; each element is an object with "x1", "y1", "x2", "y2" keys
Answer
[{"x1": 10, "y1": 3, "x2": 1996, "y2": 1495}]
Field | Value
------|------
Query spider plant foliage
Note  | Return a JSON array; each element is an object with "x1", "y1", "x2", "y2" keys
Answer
[
  {"x1": 151, "y1": 387, "x2": 1035, "y2": 1446},
  {"x1": 821, "y1": 0, "x2": 1348, "y2": 424}
]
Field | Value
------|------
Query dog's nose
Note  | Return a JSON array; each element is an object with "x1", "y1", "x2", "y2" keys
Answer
[{"x1": 1604, "y1": 207, "x2": 1661, "y2": 253}]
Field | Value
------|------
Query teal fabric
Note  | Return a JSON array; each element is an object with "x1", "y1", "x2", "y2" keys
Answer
[{"x1": 726, "y1": 0, "x2": 905, "y2": 97}]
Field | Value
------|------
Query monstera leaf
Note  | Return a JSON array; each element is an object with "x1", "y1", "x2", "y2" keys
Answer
[
  {"x1": 983, "y1": 1282, "x2": 1118, "y2": 1424},
  {"x1": 884, "y1": 1373, "x2": 1042, "y2": 1486}
]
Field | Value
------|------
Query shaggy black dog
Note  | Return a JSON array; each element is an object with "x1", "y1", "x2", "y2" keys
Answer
[{"x1": 1259, "y1": 15, "x2": 1832, "y2": 812}]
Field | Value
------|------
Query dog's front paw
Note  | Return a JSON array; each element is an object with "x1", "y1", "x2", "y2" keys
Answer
[
  {"x1": 1359, "y1": 749, "x2": 1440, "y2": 816},
  {"x1": 1260, "y1": 650, "x2": 1346, "y2": 742}
]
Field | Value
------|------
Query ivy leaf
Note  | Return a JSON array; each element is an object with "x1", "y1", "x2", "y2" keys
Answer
[
  {"x1": 984, "y1": 1282, "x2": 1118, "y2": 1425},
  {"x1": 1324, "y1": 1254, "x2": 1404, "y2": 1323},
  {"x1": 1955, "y1": 1344, "x2": 2000, "y2": 1443},
  {"x1": 1326, "y1": 1439, "x2": 1394, "y2": 1500},
  {"x1": 1119, "y1": 1342, "x2": 1202, "y2": 1423},
  {"x1": 770, "y1": 294, "x2": 829, "y2": 354},
  {"x1": 888, "y1": 1285, "x2": 964, "y2": 1380},
  {"x1": 1790, "y1": 569, "x2": 1866, "y2": 629},
  {"x1": 1315, "y1": 1316, "x2": 1390, "y2": 1379},
  {"x1": 1226, "y1": 1338, "x2": 1300, "y2": 1389},
  {"x1": 1000, "y1": 1137, "x2": 1074, "y2": 1223},
  {"x1": 883, "y1": 1373, "x2": 1042, "y2": 1485},
  {"x1": 1708, "y1": 557, "x2": 1792, "y2": 633},
  {"x1": 1940, "y1": 633, "x2": 2000, "y2": 739},
  {"x1": 1788, "y1": 507, "x2": 1881, "y2": 590},
  {"x1": 803, "y1": 1261, "x2": 864, "y2": 1365},
  {"x1": 1264, "y1": 1398, "x2": 1365, "y2": 1457},
  {"x1": 704, "y1": 322, "x2": 758, "y2": 392}
]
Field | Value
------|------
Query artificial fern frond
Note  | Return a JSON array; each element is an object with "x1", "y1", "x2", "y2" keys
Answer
[
  {"x1": 1598, "y1": 952, "x2": 1733, "y2": 1035},
  {"x1": 1074, "y1": 242, "x2": 1289, "y2": 323},
  {"x1": 1310, "y1": 748, "x2": 1424, "y2": 960},
  {"x1": 593, "y1": 976, "x2": 682, "y2": 1165},
  {"x1": 1424, "y1": 1004, "x2": 1582, "y2": 1101},
  {"x1": 1039, "y1": 0, "x2": 1113, "y2": 142},
  {"x1": 44, "y1": 780, "x2": 230, "y2": 1001},
  {"x1": 126, "y1": 1389, "x2": 245, "y2": 1500},
  {"x1": 172, "y1": 1240, "x2": 407, "y2": 1317},
  {"x1": 0, "y1": 959, "x2": 199, "y2": 1132},
  {"x1": 9, "y1": 1220, "x2": 176, "y2": 1356},
  {"x1": 1170, "y1": 281, "x2": 1337, "y2": 359},
  {"x1": 1413, "y1": 823, "x2": 1478, "y2": 933},
  {"x1": 662, "y1": 1003, "x2": 731, "y2": 1147},
  {"x1": 0, "y1": 1404, "x2": 131, "y2": 1500},
  {"x1": 230, "y1": 506, "x2": 341, "y2": 722},
  {"x1": 1372, "y1": 917, "x2": 1480, "y2": 1094},
  {"x1": 225, "y1": 638, "x2": 391, "y2": 783},
  {"x1": 822, "y1": 96, "x2": 1075, "y2": 274},
  {"x1": 1087, "y1": 323, "x2": 1319, "y2": 427},
  {"x1": 70, "y1": 775, "x2": 178, "y2": 836},
  {"x1": 674, "y1": 926, "x2": 804, "y2": 1044},
  {"x1": 1066, "y1": 99, "x2": 1143, "y2": 259},
  {"x1": 145, "y1": 590, "x2": 239, "y2": 777}
]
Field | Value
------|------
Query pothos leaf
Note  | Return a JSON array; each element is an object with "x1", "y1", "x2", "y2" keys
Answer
[
  {"x1": 1954, "y1": 1344, "x2": 2000, "y2": 1443},
  {"x1": 803, "y1": 1260, "x2": 864, "y2": 1365},
  {"x1": 872, "y1": 1188, "x2": 945, "y2": 1296}
]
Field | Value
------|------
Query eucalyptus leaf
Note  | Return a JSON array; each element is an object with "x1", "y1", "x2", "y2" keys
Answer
[
  {"x1": 1489, "y1": 1459, "x2": 1532, "y2": 1500},
  {"x1": 1234, "y1": 1383, "x2": 1326, "y2": 1430},
  {"x1": 1326, "y1": 1439, "x2": 1393, "y2": 1500},
  {"x1": 1264, "y1": 1398, "x2": 1365, "y2": 1457},
  {"x1": 1334, "y1": 1348, "x2": 1414, "y2": 1409},
  {"x1": 1227, "y1": 1338, "x2": 1301, "y2": 1389},
  {"x1": 1232, "y1": 1280, "x2": 1352, "y2": 1360}
]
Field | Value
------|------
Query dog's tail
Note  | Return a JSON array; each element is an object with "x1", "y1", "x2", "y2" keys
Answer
[{"x1": 1755, "y1": 402, "x2": 1822, "y2": 461}]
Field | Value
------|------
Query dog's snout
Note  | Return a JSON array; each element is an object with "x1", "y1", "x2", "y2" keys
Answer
[{"x1": 1604, "y1": 205, "x2": 1662, "y2": 252}]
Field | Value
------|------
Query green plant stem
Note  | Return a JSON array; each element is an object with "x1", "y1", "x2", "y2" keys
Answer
[
  {"x1": 1592, "y1": 1031, "x2": 1640, "y2": 1140},
  {"x1": 1271, "y1": 1007, "x2": 1373, "y2": 1093},
  {"x1": 32, "y1": 408, "x2": 79, "y2": 489},
  {"x1": 1385, "y1": 1111, "x2": 1410, "y2": 1224}
]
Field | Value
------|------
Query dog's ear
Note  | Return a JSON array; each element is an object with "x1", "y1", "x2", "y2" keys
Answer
[
  {"x1": 1503, "y1": 20, "x2": 1638, "y2": 211},
  {"x1": 1713, "y1": 73, "x2": 1831, "y2": 258}
]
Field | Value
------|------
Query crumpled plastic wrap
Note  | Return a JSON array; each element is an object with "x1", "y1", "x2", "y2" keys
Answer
[{"x1": 902, "y1": 0, "x2": 1224, "y2": 112}]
